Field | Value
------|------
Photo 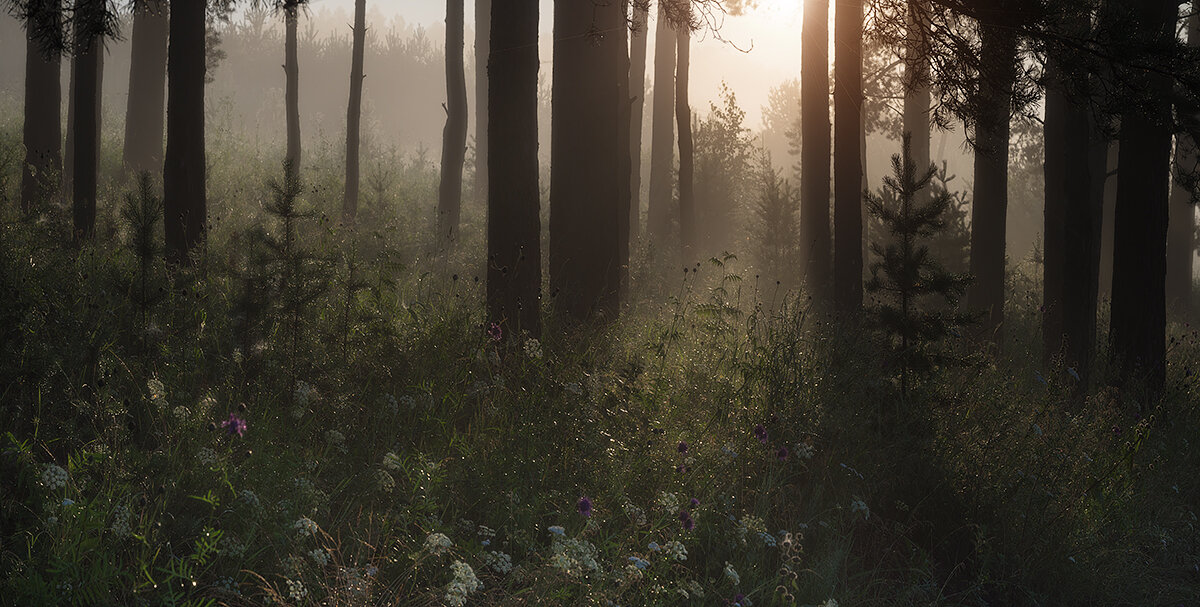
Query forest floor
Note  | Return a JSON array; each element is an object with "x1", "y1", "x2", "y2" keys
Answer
[{"x1": 1, "y1": 131, "x2": 1198, "y2": 606}]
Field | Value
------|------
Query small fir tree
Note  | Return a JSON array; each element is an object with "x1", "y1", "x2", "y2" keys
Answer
[{"x1": 865, "y1": 134, "x2": 973, "y2": 397}]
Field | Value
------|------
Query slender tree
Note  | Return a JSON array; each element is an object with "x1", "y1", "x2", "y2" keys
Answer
[
  {"x1": 902, "y1": 0, "x2": 930, "y2": 185},
  {"x1": 833, "y1": 0, "x2": 864, "y2": 311},
  {"x1": 64, "y1": 50, "x2": 75, "y2": 192},
  {"x1": 629, "y1": 1, "x2": 649, "y2": 243},
  {"x1": 487, "y1": 0, "x2": 540, "y2": 337},
  {"x1": 437, "y1": 0, "x2": 468, "y2": 250},
  {"x1": 474, "y1": 0, "x2": 490, "y2": 204},
  {"x1": 283, "y1": 0, "x2": 301, "y2": 176},
  {"x1": 618, "y1": 0, "x2": 633, "y2": 287},
  {"x1": 647, "y1": 7, "x2": 676, "y2": 241},
  {"x1": 549, "y1": 0, "x2": 623, "y2": 320},
  {"x1": 122, "y1": 0, "x2": 169, "y2": 175},
  {"x1": 341, "y1": 0, "x2": 366, "y2": 221},
  {"x1": 19, "y1": 0, "x2": 62, "y2": 215},
  {"x1": 71, "y1": 0, "x2": 105, "y2": 241},
  {"x1": 676, "y1": 13, "x2": 694, "y2": 258},
  {"x1": 1166, "y1": 10, "x2": 1200, "y2": 316},
  {"x1": 801, "y1": 0, "x2": 832, "y2": 294},
  {"x1": 1110, "y1": 0, "x2": 1178, "y2": 395},
  {"x1": 966, "y1": 15, "x2": 1016, "y2": 347},
  {"x1": 163, "y1": 0, "x2": 207, "y2": 264}
]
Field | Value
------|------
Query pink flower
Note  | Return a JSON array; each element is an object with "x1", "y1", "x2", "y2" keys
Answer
[{"x1": 221, "y1": 413, "x2": 247, "y2": 437}]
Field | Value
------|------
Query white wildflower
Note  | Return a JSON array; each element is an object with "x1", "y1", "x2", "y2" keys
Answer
[
  {"x1": 483, "y1": 550, "x2": 513, "y2": 574},
  {"x1": 40, "y1": 463, "x2": 68, "y2": 491},
  {"x1": 197, "y1": 447, "x2": 218, "y2": 467},
  {"x1": 238, "y1": 490, "x2": 260, "y2": 509},
  {"x1": 286, "y1": 578, "x2": 307, "y2": 601},
  {"x1": 850, "y1": 497, "x2": 870, "y2": 520},
  {"x1": 523, "y1": 338, "x2": 543, "y2": 359},
  {"x1": 309, "y1": 548, "x2": 330, "y2": 566},
  {"x1": 656, "y1": 491, "x2": 680, "y2": 511},
  {"x1": 424, "y1": 532, "x2": 453, "y2": 556},
  {"x1": 445, "y1": 560, "x2": 482, "y2": 607},
  {"x1": 294, "y1": 517, "x2": 318, "y2": 537},
  {"x1": 325, "y1": 429, "x2": 346, "y2": 445},
  {"x1": 547, "y1": 525, "x2": 565, "y2": 536},
  {"x1": 147, "y1": 378, "x2": 166, "y2": 401},
  {"x1": 382, "y1": 451, "x2": 403, "y2": 471},
  {"x1": 110, "y1": 504, "x2": 131, "y2": 538},
  {"x1": 724, "y1": 562, "x2": 740, "y2": 586},
  {"x1": 622, "y1": 499, "x2": 648, "y2": 526},
  {"x1": 375, "y1": 469, "x2": 396, "y2": 493},
  {"x1": 549, "y1": 537, "x2": 600, "y2": 577},
  {"x1": 663, "y1": 540, "x2": 687, "y2": 561},
  {"x1": 172, "y1": 405, "x2": 191, "y2": 420},
  {"x1": 795, "y1": 442, "x2": 815, "y2": 460},
  {"x1": 821, "y1": 600, "x2": 839, "y2": 607},
  {"x1": 687, "y1": 579, "x2": 705, "y2": 597}
]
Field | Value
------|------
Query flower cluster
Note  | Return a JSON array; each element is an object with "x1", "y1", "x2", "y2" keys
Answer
[
  {"x1": 40, "y1": 463, "x2": 68, "y2": 491},
  {"x1": 850, "y1": 497, "x2": 870, "y2": 520},
  {"x1": 221, "y1": 413, "x2": 247, "y2": 437},
  {"x1": 524, "y1": 338, "x2": 543, "y2": 359},
  {"x1": 662, "y1": 540, "x2": 687, "y2": 561},
  {"x1": 622, "y1": 498, "x2": 647, "y2": 526},
  {"x1": 309, "y1": 548, "x2": 330, "y2": 566},
  {"x1": 382, "y1": 451, "x2": 403, "y2": 471},
  {"x1": 446, "y1": 560, "x2": 482, "y2": 607},
  {"x1": 656, "y1": 491, "x2": 679, "y2": 511},
  {"x1": 110, "y1": 504, "x2": 131, "y2": 538},
  {"x1": 548, "y1": 536, "x2": 600, "y2": 576},
  {"x1": 424, "y1": 532, "x2": 453, "y2": 556},
  {"x1": 724, "y1": 561, "x2": 741, "y2": 586},
  {"x1": 483, "y1": 550, "x2": 513, "y2": 574},
  {"x1": 294, "y1": 517, "x2": 318, "y2": 537},
  {"x1": 286, "y1": 578, "x2": 307, "y2": 601}
]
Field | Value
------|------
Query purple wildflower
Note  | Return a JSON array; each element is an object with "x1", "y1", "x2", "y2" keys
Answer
[
  {"x1": 676, "y1": 463, "x2": 688, "y2": 474},
  {"x1": 678, "y1": 441, "x2": 688, "y2": 454},
  {"x1": 689, "y1": 497, "x2": 699, "y2": 508},
  {"x1": 577, "y1": 496, "x2": 593, "y2": 518},
  {"x1": 679, "y1": 510, "x2": 694, "y2": 531},
  {"x1": 221, "y1": 413, "x2": 247, "y2": 437},
  {"x1": 487, "y1": 322, "x2": 503, "y2": 342},
  {"x1": 753, "y1": 424, "x2": 768, "y2": 444},
  {"x1": 776, "y1": 446, "x2": 789, "y2": 461}
]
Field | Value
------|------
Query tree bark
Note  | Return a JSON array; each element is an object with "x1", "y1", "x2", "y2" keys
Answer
[
  {"x1": 72, "y1": 0, "x2": 104, "y2": 241},
  {"x1": 437, "y1": 0, "x2": 468, "y2": 250},
  {"x1": 801, "y1": 0, "x2": 832, "y2": 295},
  {"x1": 1110, "y1": 0, "x2": 1175, "y2": 396},
  {"x1": 617, "y1": 0, "x2": 632, "y2": 289},
  {"x1": 64, "y1": 51, "x2": 75, "y2": 193},
  {"x1": 1166, "y1": 11, "x2": 1200, "y2": 317},
  {"x1": 902, "y1": 0, "x2": 930, "y2": 186},
  {"x1": 676, "y1": 21, "x2": 694, "y2": 259},
  {"x1": 342, "y1": 0, "x2": 366, "y2": 221},
  {"x1": 123, "y1": 0, "x2": 169, "y2": 175},
  {"x1": 629, "y1": 2, "x2": 648, "y2": 245},
  {"x1": 833, "y1": 0, "x2": 863, "y2": 311},
  {"x1": 284, "y1": 5, "x2": 301, "y2": 176},
  {"x1": 164, "y1": 0, "x2": 207, "y2": 264},
  {"x1": 20, "y1": 0, "x2": 62, "y2": 215},
  {"x1": 549, "y1": 0, "x2": 623, "y2": 321},
  {"x1": 487, "y1": 0, "x2": 540, "y2": 337},
  {"x1": 647, "y1": 9, "x2": 676, "y2": 242},
  {"x1": 967, "y1": 21, "x2": 1015, "y2": 347},
  {"x1": 474, "y1": 0, "x2": 490, "y2": 204}
]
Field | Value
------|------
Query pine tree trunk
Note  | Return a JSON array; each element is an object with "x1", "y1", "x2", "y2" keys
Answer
[
  {"x1": 342, "y1": 0, "x2": 366, "y2": 221},
  {"x1": 474, "y1": 0, "x2": 490, "y2": 205},
  {"x1": 437, "y1": 0, "x2": 468, "y2": 251},
  {"x1": 486, "y1": 0, "x2": 540, "y2": 337},
  {"x1": 629, "y1": 2, "x2": 648, "y2": 245},
  {"x1": 1110, "y1": 0, "x2": 1175, "y2": 396},
  {"x1": 1166, "y1": 11, "x2": 1200, "y2": 317},
  {"x1": 20, "y1": 0, "x2": 62, "y2": 215},
  {"x1": 72, "y1": 0, "x2": 104, "y2": 241},
  {"x1": 801, "y1": 0, "x2": 832, "y2": 295},
  {"x1": 617, "y1": 0, "x2": 632, "y2": 289},
  {"x1": 284, "y1": 6, "x2": 301, "y2": 176},
  {"x1": 676, "y1": 22, "x2": 694, "y2": 259},
  {"x1": 647, "y1": 10, "x2": 676, "y2": 242},
  {"x1": 163, "y1": 0, "x2": 207, "y2": 264},
  {"x1": 967, "y1": 21, "x2": 1015, "y2": 347},
  {"x1": 833, "y1": 0, "x2": 863, "y2": 311},
  {"x1": 64, "y1": 50, "x2": 75, "y2": 193},
  {"x1": 1098, "y1": 142, "x2": 1118, "y2": 298},
  {"x1": 902, "y1": 0, "x2": 930, "y2": 186},
  {"x1": 1042, "y1": 62, "x2": 1067, "y2": 363},
  {"x1": 549, "y1": 0, "x2": 623, "y2": 321},
  {"x1": 123, "y1": 0, "x2": 169, "y2": 175}
]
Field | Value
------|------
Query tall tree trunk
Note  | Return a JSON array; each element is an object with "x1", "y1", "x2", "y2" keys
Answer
[
  {"x1": 284, "y1": 5, "x2": 301, "y2": 176},
  {"x1": 833, "y1": 0, "x2": 863, "y2": 311},
  {"x1": 163, "y1": 0, "x2": 207, "y2": 264},
  {"x1": 72, "y1": 0, "x2": 104, "y2": 241},
  {"x1": 617, "y1": 0, "x2": 632, "y2": 288},
  {"x1": 1166, "y1": 11, "x2": 1200, "y2": 317},
  {"x1": 629, "y1": 2, "x2": 648, "y2": 245},
  {"x1": 647, "y1": 9, "x2": 676, "y2": 242},
  {"x1": 20, "y1": 0, "x2": 62, "y2": 215},
  {"x1": 676, "y1": 20, "x2": 694, "y2": 259},
  {"x1": 1098, "y1": 142, "x2": 1118, "y2": 297},
  {"x1": 550, "y1": 0, "x2": 623, "y2": 321},
  {"x1": 902, "y1": 0, "x2": 930, "y2": 184},
  {"x1": 1110, "y1": 0, "x2": 1175, "y2": 396},
  {"x1": 437, "y1": 0, "x2": 468, "y2": 251},
  {"x1": 801, "y1": 0, "x2": 832, "y2": 295},
  {"x1": 342, "y1": 0, "x2": 366, "y2": 221},
  {"x1": 967, "y1": 20, "x2": 1015, "y2": 347},
  {"x1": 487, "y1": 0, "x2": 540, "y2": 337},
  {"x1": 474, "y1": 0, "x2": 490, "y2": 204},
  {"x1": 64, "y1": 51, "x2": 75, "y2": 193},
  {"x1": 122, "y1": 0, "x2": 169, "y2": 175}
]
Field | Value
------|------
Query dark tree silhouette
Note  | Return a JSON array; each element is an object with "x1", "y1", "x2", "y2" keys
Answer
[
  {"x1": 487, "y1": 0, "x2": 540, "y2": 338},
  {"x1": 966, "y1": 13, "x2": 1016, "y2": 347},
  {"x1": 801, "y1": 0, "x2": 831, "y2": 295},
  {"x1": 122, "y1": 0, "x2": 169, "y2": 175},
  {"x1": 647, "y1": 7, "x2": 676, "y2": 242},
  {"x1": 437, "y1": 0, "x2": 468, "y2": 251},
  {"x1": 833, "y1": 0, "x2": 864, "y2": 311},
  {"x1": 549, "y1": 0, "x2": 623, "y2": 320},
  {"x1": 341, "y1": 0, "x2": 366, "y2": 221},
  {"x1": 474, "y1": 0, "x2": 490, "y2": 205},
  {"x1": 1110, "y1": 0, "x2": 1178, "y2": 396},
  {"x1": 629, "y1": 2, "x2": 649, "y2": 244},
  {"x1": 18, "y1": 0, "x2": 62, "y2": 215},
  {"x1": 163, "y1": 0, "x2": 207, "y2": 264},
  {"x1": 283, "y1": 1, "x2": 301, "y2": 177},
  {"x1": 71, "y1": 0, "x2": 105, "y2": 241},
  {"x1": 676, "y1": 11, "x2": 694, "y2": 258}
]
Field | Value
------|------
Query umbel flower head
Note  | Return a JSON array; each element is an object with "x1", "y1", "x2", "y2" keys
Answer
[{"x1": 221, "y1": 413, "x2": 247, "y2": 437}]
